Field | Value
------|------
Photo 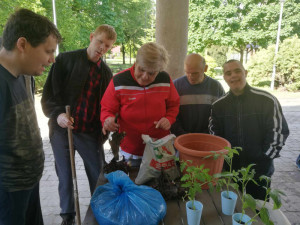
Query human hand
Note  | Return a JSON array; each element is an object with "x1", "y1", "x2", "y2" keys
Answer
[
  {"x1": 102, "y1": 116, "x2": 119, "y2": 135},
  {"x1": 154, "y1": 117, "x2": 171, "y2": 130},
  {"x1": 57, "y1": 113, "x2": 74, "y2": 129}
]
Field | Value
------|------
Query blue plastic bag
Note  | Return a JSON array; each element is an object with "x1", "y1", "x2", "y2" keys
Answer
[{"x1": 90, "y1": 170, "x2": 167, "y2": 225}]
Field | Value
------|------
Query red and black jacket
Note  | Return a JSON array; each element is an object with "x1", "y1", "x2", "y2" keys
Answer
[{"x1": 101, "y1": 65, "x2": 180, "y2": 156}]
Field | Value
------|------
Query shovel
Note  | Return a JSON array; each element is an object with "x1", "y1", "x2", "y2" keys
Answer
[{"x1": 66, "y1": 105, "x2": 81, "y2": 225}]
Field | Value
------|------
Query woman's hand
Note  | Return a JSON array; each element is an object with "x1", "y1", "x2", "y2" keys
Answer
[
  {"x1": 57, "y1": 113, "x2": 74, "y2": 129},
  {"x1": 102, "y1": 116, "x2": 119, "y2": 135},
  {"x1": 154, "y1": 117, "x2": 171, "y2": 130}
]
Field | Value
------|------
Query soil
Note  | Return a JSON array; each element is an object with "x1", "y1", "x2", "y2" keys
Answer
[
  {"x1": 104, "y1": 121, "x2": 128, "y2": 174},
  {"x1": 109, "y1": 131, "x2": 126, "y2": 160},
  {"x1": 103, "y1": 158, "x2": 129, "y2": 174},
  {"x1": 146, "y1": 168, "x2": 186, "y2": 201}
]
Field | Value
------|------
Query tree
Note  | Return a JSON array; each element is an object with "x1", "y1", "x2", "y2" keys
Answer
[
  {"x1": 116, "y1": 0, "x2": 154, "y2": 64},
  {"x1": 188, "y1": 0, "x2": 300, "y2": 64},
  {"x1": 69, "y1": 0, "x2": 155, "y2": 64},
  {"x1": 0, "y1": 0, "x2": 45, "y2": 35}
]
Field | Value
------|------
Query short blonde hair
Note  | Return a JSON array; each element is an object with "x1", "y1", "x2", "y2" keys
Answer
[
  {"x1": 136, "y1": 42, "x2": 169, "y2": 72},
  {"x1": 94, "y1": 24, "x2": 117, "y2": 41}
]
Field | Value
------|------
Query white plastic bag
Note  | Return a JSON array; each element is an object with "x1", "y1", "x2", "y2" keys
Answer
[{"x1": 135, "y1": 134, "x2": 179, "y2": 185}]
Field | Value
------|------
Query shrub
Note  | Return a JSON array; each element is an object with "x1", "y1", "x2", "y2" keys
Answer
[
  {"x1": 34, "y1": 67, "x2": 50, "y2": 93},
  {"x1": 277, "y1": 37, "x2": 300, "y2": 91},
  {"x1": 207, "y1": 45, "x2": 228, "y2": 67},
  {"x1": 205, "y1": 55, "x2": 218, "y2": 78},
  {"x1": 247, "y1": 36, "x2": 300, "y2": 91}
]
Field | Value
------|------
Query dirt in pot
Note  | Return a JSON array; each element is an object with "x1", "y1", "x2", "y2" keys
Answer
[{"x1": 146, "y1": 168, "x2": 186, "y2": 201}]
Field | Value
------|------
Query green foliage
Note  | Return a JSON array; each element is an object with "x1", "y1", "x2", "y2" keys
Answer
[
  {"x1": 276, "y1": 36, "x2": 300, "y2": 91},
  {"x1": 188, "y1": 0, "x2": 300, "y2": 64},
  {"x1": 236, "y1": 164, "x2": 257, "y2": 214},
  {"x1": 204, "y1": 55, "x2": 218, "y2": 78},
  {"x1": 246, "y1": 45, "x2": 275, "y2": 88},
  {"x1": 214, "y1": 147, "x2": 241, "y2": 195},
  {"x1": 0, "y1": 0, "x2": 154, "y2": 92},
  {"x1": 207, "y1": 45, "x2": 228, "y2": 67},
  {"x1": 0, "y1": 0, "x2": 45, "y2": 35},
  {"x1": 247, "y1": 36, "x2": 300, "y2": 91},
  {"x1": 34, "y1": 68, "x2": 50, "y2": 93},
  {"x1": 180, "y1": 160, "x2": 213, "y2": 209},
  {"x1": 234, "y1": 166, "x2": 286, "y2": 225},
  {"x1": 0, "y1": 0, "x2": 154, "y2": 56}
]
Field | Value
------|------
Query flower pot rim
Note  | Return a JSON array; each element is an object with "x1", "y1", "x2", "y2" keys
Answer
[
  {"x1": 232, "y1": 213, "x2": 252, "y2": 224},
  {"x1": 174, "y1": 133, "x2": 230, "y2": 157},
  {"x1": 221, "y1": 190, "x2": 238, "y2": 199},
  {"x1": 186, "y1": 200, "x2": 203, "y2": 211}
]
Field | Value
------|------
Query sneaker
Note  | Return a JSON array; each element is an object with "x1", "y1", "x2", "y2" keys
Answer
[
  {"x1": 61, "y1": 218, "x2": 75, "y2": 225},
  {"x1": 296, "y1": 155, "x2": 300, "y2": 170}
]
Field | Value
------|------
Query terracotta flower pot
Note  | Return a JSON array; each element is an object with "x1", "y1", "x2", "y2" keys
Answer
[{"x1": 174, "y1": 133, "x2": 230, "y2": 189}]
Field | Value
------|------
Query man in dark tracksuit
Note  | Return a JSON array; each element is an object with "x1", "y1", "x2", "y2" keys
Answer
[
  {"x1": 41, "y1": 25, "x2": 116, "y2": 225},
  {"x1": 209, "y1": 59, "x2": 289, "y2": 200}
]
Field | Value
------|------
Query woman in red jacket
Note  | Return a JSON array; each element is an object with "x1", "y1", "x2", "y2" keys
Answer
[{"x1": 101, "y1": 42, "x2": 180, "y2": 166}]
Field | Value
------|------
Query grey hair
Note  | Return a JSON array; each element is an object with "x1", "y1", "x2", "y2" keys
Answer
[{"x1": 136, "y1": 42, "x2": 169, "y2": 72}]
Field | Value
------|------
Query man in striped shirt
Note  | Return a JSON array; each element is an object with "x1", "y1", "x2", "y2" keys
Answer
[{"x1": 209, "y1": 59, "x2": 289, "y2": 200}]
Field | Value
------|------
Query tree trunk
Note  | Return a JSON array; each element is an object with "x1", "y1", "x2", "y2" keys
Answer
[
  {"x1": 156, "y1": 0, "x2": 189, "y2": 79},
  {"x1": 122, "y1": 43, "x2": 125, "y2": 64},
  {"x1": 239, "y1": 48, "x2": 244, "y2": 65}
]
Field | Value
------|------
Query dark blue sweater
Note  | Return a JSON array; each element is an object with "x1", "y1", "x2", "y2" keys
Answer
[{"x1": 171, "y1": 75, "x2": 224, "y2": 136}]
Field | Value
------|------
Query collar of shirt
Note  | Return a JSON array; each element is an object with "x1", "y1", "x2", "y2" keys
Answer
[{"x1": 89, "y1": 59, "x2": 102, "y2": 69}]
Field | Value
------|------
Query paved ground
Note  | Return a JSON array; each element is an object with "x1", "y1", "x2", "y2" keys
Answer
[{"x1": 35, "y1": 93, "x2": 300, "y2": 225}]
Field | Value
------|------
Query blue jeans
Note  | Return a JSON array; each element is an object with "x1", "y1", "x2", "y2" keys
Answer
[
  {"x1": 50, "y1": 129, "x2": 103, "y2": 218},
  {"x1": 0, "y1": 182, "x2": 43, "y2": 225}
]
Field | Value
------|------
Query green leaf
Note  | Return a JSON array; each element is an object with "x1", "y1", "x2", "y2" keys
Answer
[
  {"x1": 259, "y1": 207, "x2": 274, "y2": 225},
  {"x1": 269, "y1": 189, "x2": 284, "y2": 209},
  {"x1": 243, "y1": 194, "x2": 256, "y2": 212}
]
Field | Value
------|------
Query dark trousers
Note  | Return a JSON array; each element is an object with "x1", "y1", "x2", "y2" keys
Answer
[
  {"x1": 50, "y1": 129, "x2": 103, "y2": 218},
  {"x1": 0, "y1": 182, "x2": 43, "y2": 225}
]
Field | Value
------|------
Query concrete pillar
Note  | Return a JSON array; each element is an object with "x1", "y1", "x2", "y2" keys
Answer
[{"x1": 156, "y1": 0, "x2": 189, "y2": 79}]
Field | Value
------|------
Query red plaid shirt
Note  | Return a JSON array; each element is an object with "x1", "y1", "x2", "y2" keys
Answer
[{"x1": 72, "y1": 60, "x2": 102, "y2": 132}]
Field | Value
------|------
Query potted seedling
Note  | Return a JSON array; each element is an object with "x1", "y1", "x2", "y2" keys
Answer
[
  {"x1": 180, "y1": 160, "x2": 213, "y2": 225},
  {"x1": 213, "y1": 147, "x2": 241, "y2": 215},
  {"x1": 235, "y1": 173, "x2": 285, "y2": 225},
  {"x1": 233, "y1": 164, "x2": 285, "y2": 225},
  {"x1": 232, "y1": 164, "x2": 257, "y2": 225}
]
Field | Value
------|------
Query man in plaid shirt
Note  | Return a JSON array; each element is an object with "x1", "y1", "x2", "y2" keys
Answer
[{"x1": 41, "y1": 25, "x2": 116, "y2": 225}]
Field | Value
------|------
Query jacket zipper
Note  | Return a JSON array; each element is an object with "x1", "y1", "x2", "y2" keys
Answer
[{"x1": 237, "y1": 98, "x2": 243, "y2": 147}]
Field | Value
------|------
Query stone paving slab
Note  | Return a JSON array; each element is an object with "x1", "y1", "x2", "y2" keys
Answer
[{"x1": 35, "y1": 94, "x2": 300, "y2": 225}]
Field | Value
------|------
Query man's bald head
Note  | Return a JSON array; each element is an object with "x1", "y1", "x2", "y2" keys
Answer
[
  {"x1": 185, "y1": 53, "x2": 206, "y2": 68},
  {"x1": 184, "y1": 53, "x2": 208, "y2": 85}
]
